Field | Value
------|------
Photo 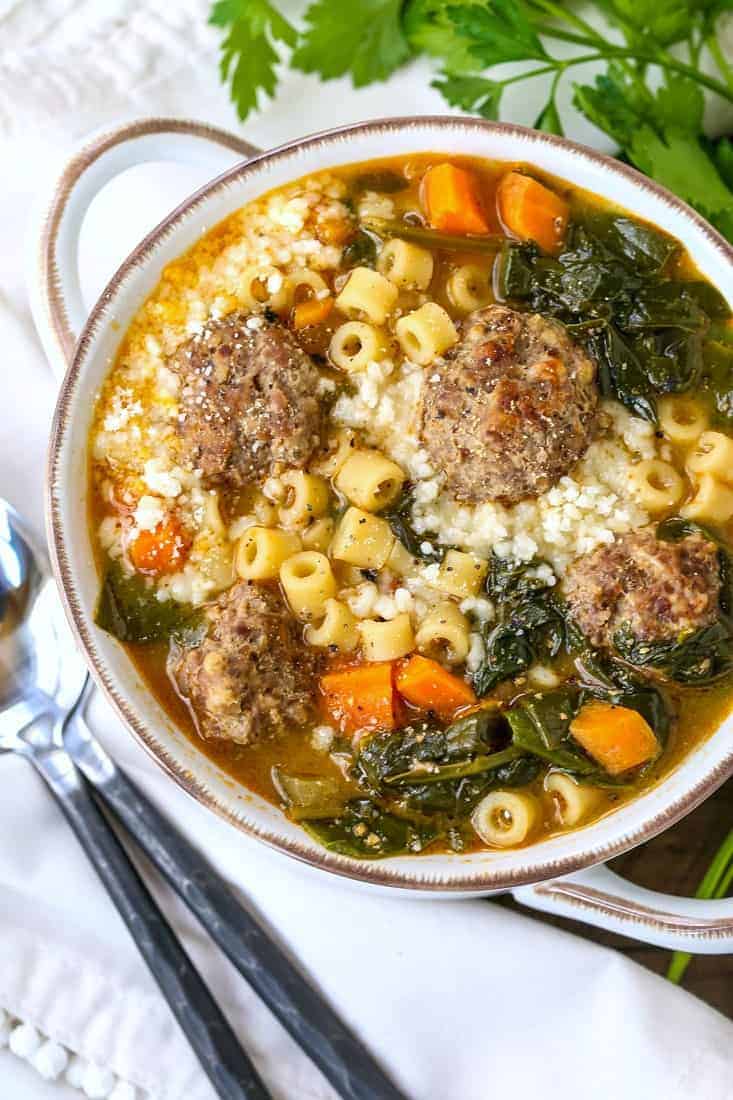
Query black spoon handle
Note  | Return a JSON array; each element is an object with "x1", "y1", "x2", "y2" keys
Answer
[
  {"x1": 72, "y1": 720, "x2": 408, "y2": 1100},
  {"x1": 29, "y1": 742, "x2": 271, "y2": 1100}
]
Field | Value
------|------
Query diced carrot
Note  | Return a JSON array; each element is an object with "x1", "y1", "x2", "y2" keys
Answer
[
  {"x1": 129, "y1": 518, "x2": 190, "y2": 576},
  {"x1": 321, "y1": 662, "x2": 398, "y2": 734},
  {"x1": 422, "y1": 163, "x2": 490, "y2": 236},
  {"x1": 569, "y1": 701, "x2": 659, "y2": 776},
  {"x1": 292, "y1": 296, "x2": 334, "y2": 330},
  {"x1": 395, "y1": 655, "x2": 476, "y2": 721},
  {"x1": 496, "y1": 171, "x2": 569, "y2": 254}
]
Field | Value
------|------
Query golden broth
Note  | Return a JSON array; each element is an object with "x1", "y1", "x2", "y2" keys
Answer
[{"x1": 89, "y1": 153, "x2": 733, "y2": 856}]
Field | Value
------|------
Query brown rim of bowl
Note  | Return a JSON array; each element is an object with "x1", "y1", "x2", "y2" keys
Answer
[{"x1": 46, "y1": 115, "x2": 733, "y2": 893}]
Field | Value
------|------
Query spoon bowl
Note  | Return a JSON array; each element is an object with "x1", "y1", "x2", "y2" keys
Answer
[{"x1": 0, "y1": 499, "x2": 88, "y2": 720}]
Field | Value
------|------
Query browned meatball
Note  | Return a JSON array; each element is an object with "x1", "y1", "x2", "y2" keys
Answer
[
  {"x1": 171, "y1": 313, "x2": 325, "y2": 487},
  {"x1": 419, "y1": 305, "x2": 598, "y2": 503},
  {"x1": 170, "y1": 581, "x2": 322, "y2": 745},
  {"x1": 563, "y1": 527, "x2": 721, "y2": 652}
]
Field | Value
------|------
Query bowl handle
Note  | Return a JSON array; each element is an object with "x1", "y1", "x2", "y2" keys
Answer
[
  {"x1": 28, "y1": 118, "x2": 261, "y2": 376},
  {"x1": 513, "y1": 863, "x2": 733, "y2": 953}
]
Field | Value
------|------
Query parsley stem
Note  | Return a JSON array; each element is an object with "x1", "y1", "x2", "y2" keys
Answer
[
  {"x1": 666, "y1": 828, "x2": 733, "y2": 985},
  {"x1": 529, "y1": 0, "x2": 609, "y2": 48},
  {"x1": 496, "y1": 54, "x2": 607, "y2": 89},
  {"x1": 532, "y1": 24, "x2": 600, "y2": 49},
  {"x1": 706, "y1": 32, "x2": 733, "y2": 96},
  {"x1": 643, "y1": 51, "x2": 733, "y2": 103},
  {"x1": 495, "y1": 47, "x2": 733, "y2": 106},
  {"x1": 498, "y1": 63, "x2": 565, "y2": 88},
  {"x1": 525, "y1": 1, "x2": 733, "y2": 106}
]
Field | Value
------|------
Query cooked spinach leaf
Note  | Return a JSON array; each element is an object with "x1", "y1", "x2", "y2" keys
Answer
[
  {"x1": 507, "y1": 692, "x2": 597, "y2": 774},
  {"x1": 485, "y1": 552, "x2": 552, "y2": 601},
  {"x1": 341, "y1": 227, "x2": 378, "y2": 269},
  {"x1": 475, "y1": 599, "x2": 566, "y2": 696},
  {"x1": 582, "y1": 320, "x2": 657, "y2": 421},
  {"x1": 396, "y1": 754, "x2": 541, "y2": 817},
  {"x1": 496, "y1": 212, "x2": 725, "y2": 422},
  {"x1": 386, "y1": 744, "x2": 523, "y2": 786},
  {"x1": 354, "y1": 709, "x2": 504, "y2": 790},
  {"x1": 303, "y1": 800, "x2": 438, "y2": 859},
  {"x1": 382, "y1": 487, "x2": 446, "y2": 563},
  {"x1": 582, "y1": 214, "x2": 677, "y2": 275},
  {"x1": 96, "y1": 561, "x2": 204, "y2": 645},
  {"x1": 702, "y1": 340, "x2": 733, "y2": 428},
  {"x1": 352, "y1": 170, "x2": 409, "y2": 193},
  {"x1": 474, "y1": 554, "x2": 566, "y2": 696},
  {"x1": 613, "y1": 621, "x2": 733, "y2": 684},
  {"x1": 348, "y1": 709, "x2": 540, "y2": 828}
]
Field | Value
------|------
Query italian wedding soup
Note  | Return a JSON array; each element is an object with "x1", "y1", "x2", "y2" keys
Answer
[{"x1": 91, "y1": 153, "x2": 733, "y2": 859}]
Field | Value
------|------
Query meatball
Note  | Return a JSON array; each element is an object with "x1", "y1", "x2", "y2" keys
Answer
[
  {"x1": 419, "y1": 305, "x2": 598, "y2": 503},
  {"x1": 170, "y1": 581, "x2": 322, "y2": 745},
  {"x1": 171, "y1": 313, "x2": 325, "y2": 487},
  {"x1": 563, "y1": 528, "x2": 721, "y2": 652}
]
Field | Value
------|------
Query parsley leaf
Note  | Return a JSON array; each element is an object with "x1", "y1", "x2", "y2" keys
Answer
[
  {"x1": 630, "y1": 127, "x2": 733, "y2": 238},
  {"x1": 432, "y1": 72, "x2": 503, "y2": 119},
  {"x1": 608, "y1": 0, "x2": 697, "y2": 45},
  {"x1": 208, "y1": 0, "x2": 733, "y2": 247},
  {"x1": 447, "y1": 0, "x2": 549, "y2": 66},
  {"x1": 209, "y1": 0, "x2": 296, "y2": 121},
  {"x1": 404, "y1": 0, "x2": 480, "y2": 73},
  {"x1": 292, "y1": 0, "x2": 411, "y2": 87},
  {"x1": 715, "y1": 137, "x2": 733, "y2": 190},
  {"x1": 573, "y1": 62, "x2": 651, "y2": 148},
  {"x1": 653, "y1": 75, "x2": 705, "y2": 133}
]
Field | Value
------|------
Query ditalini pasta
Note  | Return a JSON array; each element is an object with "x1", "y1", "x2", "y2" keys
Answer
[
  {"x1": 415, "y1": 601, "x2": 471, "y2": 664},
  {"x1": 279, "y1": 551, "x2": 337, "y2": 619},
  {"x1": 335, "y1": 266, "x2": 398, "y2": 325},
  {"x1": 329, "y1": 323, "x2": 382, "y2": 374},
  {"x1": 471, "y1": 791, "x2": 539, "y2": 848},
  {"x1": 236, "y1": 526, "x2": 301, "y2": 581},
  {"x1": 658, "y1": 395, "x2": 709, "y2": 446},
  {"x1": 395, "y1": 302, "x2": 458, "y2": 365},
  {"x1": 446, "y1": 263, "x2": 493, "y2": 312},
  {"x1": 89, "y1": 149, "x2": 733, "y2": 862},
  {"x1": 687, "y1": 431, "x2": 733, "y2": 482},
  {"x1": 330, "y1": 507, "x2": 395, "y2": 569},
  {"x1": 305, "y1": 598, "x2": 359, "y2": 652},
  {"x1": 628, "y1": 459, "x2": 684, "y2": 513},
  {"x1": 278, "y1": 470, "x2": 330, "y2": 527},
  {"x1": 545, "y1": 773, "x2": 602, "y2": 827},
  {"x1": 377, "y1": 238, "x2": 434, "y2": 290},
  {"x1": 335, "y1": 450, "x2": 405, "y2": 512}
]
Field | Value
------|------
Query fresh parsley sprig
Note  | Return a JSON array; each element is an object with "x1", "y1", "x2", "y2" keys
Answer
[{"x1": 208, "y1": 1, "x2": 733, "y2": 239}]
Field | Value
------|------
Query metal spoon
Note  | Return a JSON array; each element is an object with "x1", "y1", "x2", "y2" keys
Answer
[
  {"x1": 0, "y1": 500, "x2": 409, "y2": 1100},
  {"x1": 0, "y1": 500, "x2": 271, "y2": 1100}
]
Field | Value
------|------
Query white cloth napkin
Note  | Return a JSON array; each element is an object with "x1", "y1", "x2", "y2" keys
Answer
[{"x1": 2, "y1": 3, "x2": 733, "y2": 1098}]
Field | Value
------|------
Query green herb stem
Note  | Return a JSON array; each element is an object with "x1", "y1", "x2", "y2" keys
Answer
[
  {"x1": 528, "y1": 0, "x2": 610, "y2": 48},
  {"x1": 706, "y1": 33, "x2": 733, "y2": 96},
  {"x1": 666, "y1": 828, "x2": 733, "y2": 985},
  {"x1": 496, "y1": 48, "x2": 733, "y2": 106}
]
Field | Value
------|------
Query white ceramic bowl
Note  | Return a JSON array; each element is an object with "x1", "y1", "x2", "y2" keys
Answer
[{"x1": 38, "y1": 116, "x2": 733, "y2": 951}]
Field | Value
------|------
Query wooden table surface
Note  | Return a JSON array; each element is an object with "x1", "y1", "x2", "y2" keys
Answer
[{"x1": 497, "y1": 776, "x2": 733, "y2": 1019}]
